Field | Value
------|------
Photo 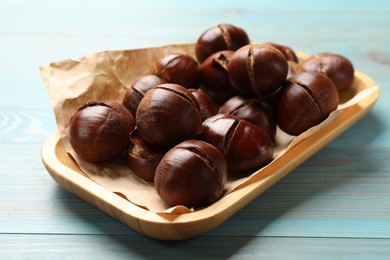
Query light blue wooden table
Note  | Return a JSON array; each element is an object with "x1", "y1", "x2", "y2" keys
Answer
[{"x1": 1, "y1": 0, "x2": 390, "y2": 259}]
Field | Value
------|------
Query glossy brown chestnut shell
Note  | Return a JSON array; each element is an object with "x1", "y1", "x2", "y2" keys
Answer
[
  {"x1": 127, "y1": 130, "x2": 168, "y2": 182},
  {"x1": 154, "y1": 140, "x2": 228, "y2": 208},
  {"x1": 122, "y1": 75, "x2": 166, "y2": 117},
  {"x1": 189, "y1": 88, "x2": 219, "y2": 121},
  {"x1": 264, "y1": 61, "x2": 305, "y2": 107},
  {"x1": 153, "y1": 53, "x2": 201, "y2": 88},
  {"x1": 276, "y1": 72, "x2": 339, "y2": 136},
  {"x1": 195, "y1": 23, "x2": 250, "y2": 63},
  {"x1": 69, "y1": 101, "x2": 135, "y2": 162},
  {"x1": 136, "y1": 83, "x2": 202, "y2": 147},
  {"x1": 202, "y1": 114, "x2": 274, "y2": 173},
  {"x1": 219, "y1": 95, "x2": 276, "y2": 139},
  {"x1": 200, "y1": 50, "x2": 240, "y2": 104},
  {"x1": 227, "y1": 44, "x2": 288, "y2": 98},
  {"x1": 302, "y1": 53, "x2": 354, "y2": 92},
  {"x1": 259, "y1": 42, "x2": 298, "y2": 62}
]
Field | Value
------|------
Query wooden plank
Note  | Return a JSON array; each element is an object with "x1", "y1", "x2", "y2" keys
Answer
[
  {"x1": 0, "y1": 0, "x2": 390, "y2": 256},
  {"x1": 0, "y1": 234, "x2": 389, "y2": 259},
  {"x1": 1, "y1": 143, "x2": 390, "y2": 238}
]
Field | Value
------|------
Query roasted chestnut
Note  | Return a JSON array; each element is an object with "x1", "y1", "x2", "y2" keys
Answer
[
  {"x1": 153, "y1": 53, "x2": 201, "y2": 88},
  {"x1": 267, "y1": 62, "x2": 304, "y2": 107},
  {"x1": 69, "y1": 101, "x2": 135, "y2": 162},
  {"x1": 195, "y1": 23, "x2": 250, "y2": 63},
  {"x1": 189, "y1": 88, "x2": 219, "y2": 121},
  {"x1": 202, "y1": 114, "x2": 274, "y2": 173},
  {"x1": 127, "y1": 130, "x2": 168, "y2": 182},
  {"x1": 154, "y1": 140, "x2": 228, "y2": 208},
  {"x1": 122, "y1": 75, "x2": 166, "y2": 117},
  {"x1": 228, "y1": 51, "x2": 300, "y2": 106},
  {"x1": 136, "y1": 83, "x2": 202, "y2": 147},
  {"x1": 276, "y1": 72, "x2": 339, "y2": 136},
  {"x1": 219, "y1": 95, "x2": 276, "y2": 139},
  {"x1": 228, "y1": 44, "x2": 288, "y2": 98},
  {"x1": 259, "y1": 42, "x2": 298, "y2": 62},
  {"x1": 302, "y1": 53, "x2": 354, "y2": 92},
  {"x1": 200, "y1": 50, "x2": 240, "y2": 104},
  {"x1": 263, "y1": 86, "x2": 283, "y2": 109}
]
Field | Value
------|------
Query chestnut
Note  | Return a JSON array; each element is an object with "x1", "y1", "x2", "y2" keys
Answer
[
  {"x1": 259, "y1": 42, "x2": 298, "y2": 62},
  {"x1": 276, "y1": 71, "x2": 339, "y2": 136},
  {"x1": 227, "y1": 44, "x2": 288, "y2": 98},
  {"x1": 122, "y1": 75, "x2": 166, "y2": 117},
  {"x1": 127, "y1": 130, "x2": 168, "y2": 182},
  {"x1": 202, "y1": 114, "x2": 274, "y2": 173},
  {"x1": 219, "y1": 95, "x2": 276, "y2": 139},
  {"x1": 69, "y1": 101, "x2": 135, "y2": 162},
  {"x1": 200, "y1": 50, "x2": 240, "y2": 104},
  {"x1": 154, "y1": 140, "x2": 228, "y2": 208},
  {"x1": 153, "y1": 53, "x2": 201, "y2": 88},
  {"x1": 263, "y1": 86, "x2": 283, "y2": 109},
  {"x1": 189, "y1": 88, "x2": 219, "y2": 121},
  {"x1": 195, "y1": 23, "x2": 250, "y2": 63},
  {"x1": 136, "y1": 83, "x2": 202, "y2": 147},
  {"x1": 302, "y1": 53, "x2": 354, "y2": 92},
  {"x1": 266, "y1": 62, "x2": 305, "y2": 106}
]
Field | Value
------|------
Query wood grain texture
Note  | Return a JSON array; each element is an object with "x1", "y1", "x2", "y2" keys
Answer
[
  {"x1": 1, "y1": 0, "x2": 390, "y2": 257},
  {"x1": 1, "y1": 234, "x2": 390, "y2": 260}
]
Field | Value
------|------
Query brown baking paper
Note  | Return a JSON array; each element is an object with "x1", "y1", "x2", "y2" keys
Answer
[{"x1": 40, "y1": 43, "x2": 379, "y2": 214}]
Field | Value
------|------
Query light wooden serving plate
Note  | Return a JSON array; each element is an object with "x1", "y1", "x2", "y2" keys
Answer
[{"x1": 41, "y1": 70, "x2": 379, "y2": 240}]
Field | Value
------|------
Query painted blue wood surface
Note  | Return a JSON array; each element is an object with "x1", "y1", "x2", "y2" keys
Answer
[{"x1": 1, "y1": 0, "x2": 390, "y2": 258}]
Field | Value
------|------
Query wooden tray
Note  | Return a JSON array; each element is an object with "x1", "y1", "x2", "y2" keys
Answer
[{"x1": 41, "y1": 70, "x2": 379, "y2": 240}]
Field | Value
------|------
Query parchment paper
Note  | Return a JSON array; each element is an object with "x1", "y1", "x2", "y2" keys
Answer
[{"x1": 40, "y1": 43, "x2": 378, "y2": 214}]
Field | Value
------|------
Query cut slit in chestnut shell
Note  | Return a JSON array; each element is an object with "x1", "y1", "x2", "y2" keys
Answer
[
  {"x1": 69, "y1": 101, "x2": 135, "y2": 163},
  {"x1": 202, "y1": 114, "x2": 274, "y2": 174},
  {"x1": 122, "y1": 75, "x2": 166, "y2": 117},
  {"x1": 200, "y1": 50, "x2": 240, "y2": 104},
  {"x1": 153, "y1": 53, "x2": 201, "y2": 89},
  {"x1": 219, "y1": 95, "x2": 276, "y2": 139},
  {"x1": 276, "y1": 71, "x2": 339, "y2": 136},
  {"x1": 227, "y1": 44, "x2": 288, "y2": 98},
  {"x1": 154, "y1": 140, "x2": 228, "y2": 208},
  {"x1": 195, "y1": 23, "x2": 250, "y2": 63},
  {"x1": 302, "y1": 53, "x2": 355, "y2": 92}
]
